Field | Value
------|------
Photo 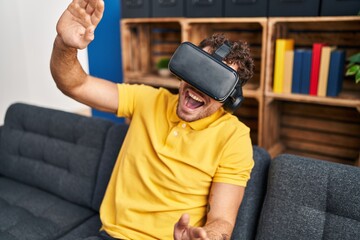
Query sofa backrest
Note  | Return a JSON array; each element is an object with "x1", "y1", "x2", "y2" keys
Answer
[
  {"x1": 0, "y1": 103, "x2": 123, "y2": 209},
  {"x1": 256, "y1": 154, "x2": 360, "y2": 240}
]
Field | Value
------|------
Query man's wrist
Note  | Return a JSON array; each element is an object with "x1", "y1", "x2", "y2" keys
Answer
[
  {"x1": 54, "y1": 35, "x2": 77, "y2": 53},
  {"x1": 204, "y1": 230, "x2": 229, "y2": 240}
]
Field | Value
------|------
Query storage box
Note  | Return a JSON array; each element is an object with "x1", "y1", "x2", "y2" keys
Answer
[
  {"x1": 121, "y1": 0, "x2": 151, "y2": 18},
  {"x1": 152, "y1": 0, "x2": 184, "y2": 17},
  {"x1": 186, "y1": 0, "x2": 223, "y2": 18},
  {"x1": 268, "y1": 0, "x2": 320, "y2": 17},
  {"x1": 224, "y1": 0, "x2": 267, "y2": 17},
  {"x1": 320, "y1": 0, "x2": 360, "y2": 16}
]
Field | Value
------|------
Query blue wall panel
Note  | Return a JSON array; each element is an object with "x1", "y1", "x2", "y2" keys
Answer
[{"x1": 88, "y1": 0, "x2": 124, "y2": 123}]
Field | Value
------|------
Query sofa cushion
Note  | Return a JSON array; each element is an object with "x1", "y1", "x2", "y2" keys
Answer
[
  {"x1": 0, "y1": 103, "x2": 113, "y2": 208},
  {"x1": 256, "y1": 154, "x2": 360, "y2": 240},
  {"x1": 57, "y1": 215, "x2": 102, "y2": 240},
  {"x1": 0, "y1": 177, "x2": 95, "y2": 240}
]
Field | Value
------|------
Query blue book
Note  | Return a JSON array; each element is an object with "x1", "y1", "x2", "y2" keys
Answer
[
  {"x1": 291, "y1": 49, "x2": 312, "y2": 94},
  {"x1": 291, "y1": 50, "x2": 302, "y2": 93},
  {"x1": 327, "y1": 50, "x2": 346, "y2": 97},
  {"x1": 300, "y1": 50, "x2": 312, "y2": 94}
]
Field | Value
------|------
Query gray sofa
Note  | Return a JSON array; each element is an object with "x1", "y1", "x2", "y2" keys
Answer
[{"x1": 1, "y1": 103, "x2": 359, "y2": 240}]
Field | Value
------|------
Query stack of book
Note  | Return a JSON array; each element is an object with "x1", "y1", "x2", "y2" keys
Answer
[{"x1": 273, "y1": 39, "x2": 346, "y2": 97}]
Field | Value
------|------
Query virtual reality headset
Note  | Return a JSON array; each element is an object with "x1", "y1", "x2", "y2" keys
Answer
[{"x1": 168, "y1": 41, "x2": 240, "y2": 103}]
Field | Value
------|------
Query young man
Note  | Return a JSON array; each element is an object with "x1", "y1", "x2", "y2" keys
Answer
[{"x1": 50, "y1": 0, "x2": 254, "y2": 239}]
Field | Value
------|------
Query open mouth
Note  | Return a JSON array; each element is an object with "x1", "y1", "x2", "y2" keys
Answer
[{"x1": 185, "y1": 90, "x2": 205, "y2": 109}]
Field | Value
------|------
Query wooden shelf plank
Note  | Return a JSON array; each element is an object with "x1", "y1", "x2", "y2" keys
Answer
[{"x1": 266, "y1": 92, "x2": 360, "y2": 108}]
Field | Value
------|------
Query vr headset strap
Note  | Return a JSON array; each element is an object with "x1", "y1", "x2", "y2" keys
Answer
[{"x1": 212, "y1": 42, "x2": 231, "y2": 61}]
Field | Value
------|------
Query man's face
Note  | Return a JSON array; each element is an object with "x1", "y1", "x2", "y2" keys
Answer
[{"x1": 176, "y1": 81, "x2": 223, "y2": 122}]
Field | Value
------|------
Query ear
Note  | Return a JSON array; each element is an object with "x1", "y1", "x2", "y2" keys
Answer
[{"x1": 223, "y1": 85, "x2": 243, "y2": 113}]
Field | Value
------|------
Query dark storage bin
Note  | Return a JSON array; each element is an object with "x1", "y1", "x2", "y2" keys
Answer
[
  {"x1": 152, "y1": 0, "x2": 184, "y2": 17},
  {"x1": 186, "y1": 0, "x2": 223, "y2": 18},
  {"x1": 224, "y1": 0, "x2": 268, "y2": 17},
  {"x1": 121, "y1": 0, "x2": 151, "y2": 18},
  {"x1": 268, "y1": 0, "x2": 321, "y2": 17},
  {"x1": 320, "y1": 0, "x2": 360, "y2": 16}
]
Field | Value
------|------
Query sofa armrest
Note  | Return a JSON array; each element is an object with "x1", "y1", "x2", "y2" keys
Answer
[
  {"x1": 231, "y1": 146, "x2": 271, "y2": 240},
  {"x1": 0, "y1": 125, "x2": 2, "y2": 176}
]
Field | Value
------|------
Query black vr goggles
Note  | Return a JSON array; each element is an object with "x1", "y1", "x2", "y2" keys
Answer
[{"x1": 169, "y1": 42, "x2": 243, "y2": 113}]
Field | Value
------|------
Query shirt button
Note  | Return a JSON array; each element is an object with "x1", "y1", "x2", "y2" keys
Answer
[
  {"x1": 181, "y1": 123, "x2": 187, "y2": 129},
  {"x1": 173, "y1": 131, "x2": 178, "y2": 137}
]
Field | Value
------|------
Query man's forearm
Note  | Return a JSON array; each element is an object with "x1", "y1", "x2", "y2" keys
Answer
[
  {"x1": 50, "y1": 35, "x2": 87, "y2": 97},
  {"x1": 203, "y1": 219, "x2": 233, "y2": 240}
]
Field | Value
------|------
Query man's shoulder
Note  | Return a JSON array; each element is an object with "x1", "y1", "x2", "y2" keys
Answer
[{"x1": 217, "y1": 113, "x2": 250, "y2": 134}]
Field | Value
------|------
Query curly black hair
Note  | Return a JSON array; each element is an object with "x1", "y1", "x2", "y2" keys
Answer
[{"x1": 198, "y1": 33, "x2": 254, "y2": 86}]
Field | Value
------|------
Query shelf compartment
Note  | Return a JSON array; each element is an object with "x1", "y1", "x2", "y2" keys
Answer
[
  {"x1": 264, "y1": 100, "x2": 360, "y2": 166},
  {"x1": 265, "y1": 16, "x2": 360, "y2": 105},
  {"x1": 121, "y1": 18, "x2": 183, "y2": 88}
]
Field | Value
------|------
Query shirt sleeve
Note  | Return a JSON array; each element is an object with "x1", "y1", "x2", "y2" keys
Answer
[
  {"x1": 117, "y1": 84, "x2": 135, "y2": 118},
  {"x1": 212, "y1": 127, "x2": 254, "y2": 187}
]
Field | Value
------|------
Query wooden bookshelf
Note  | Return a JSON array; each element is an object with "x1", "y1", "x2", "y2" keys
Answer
[
  {"x1": 120, "y1": 16, "x2": 360, "y2": 166},
  {"x1": 264, "y1": 16, "x2": 360, "y2": 166}
]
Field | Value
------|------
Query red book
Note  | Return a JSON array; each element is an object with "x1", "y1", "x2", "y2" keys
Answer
[{"x1": 309, "y1": 43, "x2": 326, "y2": 95}]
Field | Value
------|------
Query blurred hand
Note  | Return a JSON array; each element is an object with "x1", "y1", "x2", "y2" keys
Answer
[
  {"x1": 173, "y1": 214, "x2": 210, "y2": 240},
  {"x1": 56, "y1": 0, "x2": 104, "y2": 49}
]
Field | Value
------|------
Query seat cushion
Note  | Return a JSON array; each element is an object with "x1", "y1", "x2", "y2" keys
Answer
[
  {"x1": 0, "y1": 177, "x2": 95, "y2": 240},
  {"x1": 256, "y1": 154, "x2": 360, "y2": 240}
]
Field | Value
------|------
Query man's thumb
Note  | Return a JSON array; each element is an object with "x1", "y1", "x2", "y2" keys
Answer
[{"x1": 178, "y1": 213, "x2": 190, "y2": 227}]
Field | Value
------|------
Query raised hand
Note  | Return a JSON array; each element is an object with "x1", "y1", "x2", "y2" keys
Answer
[
  {"x1": 173, "y1": 214, "x2": 210, "y2": 240},
  {"x1": 56, "y1": 0, "x2": 104, "y2": 49}
]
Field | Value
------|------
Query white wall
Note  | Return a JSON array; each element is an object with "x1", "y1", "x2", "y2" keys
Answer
[{"x1": 0, "y1": 0, "x2": 89, "y2": 125}]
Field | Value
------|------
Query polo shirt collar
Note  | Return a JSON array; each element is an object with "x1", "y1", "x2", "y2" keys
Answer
[{"x1": 169, "y1": 99, "x2": 226, "y2": 131}]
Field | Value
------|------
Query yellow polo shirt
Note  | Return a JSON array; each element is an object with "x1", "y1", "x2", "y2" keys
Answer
[{"x1": 100, "y1": 84, "x2": 254, "y2": 240}]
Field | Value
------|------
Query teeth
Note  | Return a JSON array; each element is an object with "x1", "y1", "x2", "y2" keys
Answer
[{"x1": 189, "y1": 92, "x2": 203, "y2": 102}]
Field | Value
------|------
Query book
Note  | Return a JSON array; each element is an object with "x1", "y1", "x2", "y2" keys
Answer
[
  {"x1": 317, "y1": 46, "x2": 336, "y2": 97},
  {"x1": 327, "y1": 50, "x2": 346, "y2": 97},
  {"x1": 291, "y1": 49, "x2": 304, "y2": 93},
  {"x1": 309, "y1": 43, "x2": 327, "y2": 95},
  {"x1": 291, "y1": 49, "x2": 312, "y2": 94},
  {"x1": 283, "y1": 50, "x2": 294, "y2": 94},
  {"x1": 300, "y1": 50, "x2": 313, "y2": 94},
  {"x1": 273, "y1": 39, "x2": 294, "y2": 93}
]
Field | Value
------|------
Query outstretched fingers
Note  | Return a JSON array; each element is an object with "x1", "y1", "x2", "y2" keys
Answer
[
  {"x1": 84, "y1": 0, "x2": 104, "y2": 42},
  {"x1": 65, "y1": 0, "x2": 104, "y2": 45},
  {"x1": 90, "y1": 0, "x2": 104, "y2": 27},
  {"x1": 77, "y1": 0, "x2": 90, "y2": 9},
  {"x1": 67, "y1": 1, "x2": 93, "y2": 28}
]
